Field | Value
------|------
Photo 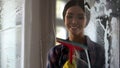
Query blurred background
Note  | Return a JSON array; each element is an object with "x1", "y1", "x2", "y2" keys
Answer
[{"x1": 0, "y1": 0, "x2": 119, "y2": 68}]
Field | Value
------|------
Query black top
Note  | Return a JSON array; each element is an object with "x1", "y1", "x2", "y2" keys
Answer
[{"x1": 47, "y1": 36, "x2": 105, "y2": 68}]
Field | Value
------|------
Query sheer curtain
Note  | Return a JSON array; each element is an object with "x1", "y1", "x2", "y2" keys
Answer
[{"x1": 24, "y1": 0, "x2": 55, "y2": 68}]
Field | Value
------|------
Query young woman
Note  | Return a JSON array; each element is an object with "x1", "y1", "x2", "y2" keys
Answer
[{"x1": 47, "y1": 0, "x2": 105, "y2": 68}]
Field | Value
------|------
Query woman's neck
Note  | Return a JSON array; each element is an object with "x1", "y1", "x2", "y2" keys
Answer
[{"x1": 69, "y1": 34, "x2": 86, "y2": 44}]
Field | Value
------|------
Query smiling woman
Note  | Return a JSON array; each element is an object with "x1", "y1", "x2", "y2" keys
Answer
[
  {"x1": 64, "y1": 6, "x2": 87, "y2": 36},
  {"x1": 54, "y1": 0, "x2": 120, "y2": 68},
  {"x1": 47, "y1": 0, "x2": 105, "y2": 68}
]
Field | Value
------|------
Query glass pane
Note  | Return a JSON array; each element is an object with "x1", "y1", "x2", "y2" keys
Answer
[
  {"x1": 0, "y1": 0, "x2": 24, "y2": 68},
  {"x1": 0, "y1": 26, "x2": 22, "y2": 68},
  {"x1": 0, "y1": 0, "x2": 23, "y2": 30},
  {"x1": 56, "y1": 0, "x2": 119, "y2": 68},
  {"x1": 56, "y1": 0, "x2": 68, "y2": 39}
]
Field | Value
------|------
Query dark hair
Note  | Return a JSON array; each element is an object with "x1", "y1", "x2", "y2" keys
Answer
[{"x1": 63, "y1": 0, "x2": 90, "y2": 26}]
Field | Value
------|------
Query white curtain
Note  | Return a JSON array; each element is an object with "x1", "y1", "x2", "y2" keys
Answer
[{"x1": 24, "y1": 0, "x2": 55, "y2": 68}]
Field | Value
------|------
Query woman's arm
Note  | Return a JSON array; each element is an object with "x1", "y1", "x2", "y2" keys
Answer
[{"x1": 47, "y1": 47, "x2": 60, "y2": 68}]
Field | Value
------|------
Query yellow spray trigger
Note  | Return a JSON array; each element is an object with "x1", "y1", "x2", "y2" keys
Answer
[{"x1": 63, "y1": 59, "x2": 77, "y2": 68}]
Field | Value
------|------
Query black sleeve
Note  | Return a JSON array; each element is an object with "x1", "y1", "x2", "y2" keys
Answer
[
  {"x1": 47, "y1": 46, "x2": 61, "y2": 68},
  {"x1": 95, "y1": 45, "x2": 105, "y2": 68}
]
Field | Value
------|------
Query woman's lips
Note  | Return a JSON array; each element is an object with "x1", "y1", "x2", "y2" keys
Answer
[
  {"x1": 70, "y1": 26, "x2": 79, "y2": 31},
  {"x1": 70, "y1": 25, "x2": 79, "y2": 29}
]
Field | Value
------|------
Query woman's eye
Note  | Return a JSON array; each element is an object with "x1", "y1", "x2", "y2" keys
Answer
[
  {"x1": 78, "y1": 16, "x2": 84, "y2": 19},
  {"x1": 66, "y1": 15, "x2": 73, "y2": 19}
]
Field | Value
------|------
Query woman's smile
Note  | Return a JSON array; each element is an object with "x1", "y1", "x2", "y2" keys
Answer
[
  {"x1": 65, "y1": 6, "x2": 86, "y2": 35},
  {"x1": 70, "y1": 25, "x2": 80, "y2": 30}
]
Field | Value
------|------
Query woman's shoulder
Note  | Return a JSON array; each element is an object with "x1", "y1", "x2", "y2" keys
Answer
[
  {"x1": 92, "y1": 41, "x2": 104, "y2": 52},
  {"x1": 86, "y1": 36, "x2": 105, "y2": 52},
  {"x1": 50, "y1": 44, "x2": 67, "y2": 51},
  {"x1": 48, "y1": 44, "x2": 69, "y2": 56}
]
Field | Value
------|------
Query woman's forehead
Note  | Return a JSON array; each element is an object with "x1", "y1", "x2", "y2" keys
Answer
[{"x1": 66, "y1": 6, "x2": 85, "y2": 15}]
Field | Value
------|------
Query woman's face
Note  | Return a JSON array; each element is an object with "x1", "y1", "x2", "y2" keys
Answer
[{"x1": 65, "y1": 6, "x2": 87, "y2": 36}]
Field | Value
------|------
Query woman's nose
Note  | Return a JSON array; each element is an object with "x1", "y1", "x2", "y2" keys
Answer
[{"x1": 72, "y1": 18, "x2": 77, "y2": 24}]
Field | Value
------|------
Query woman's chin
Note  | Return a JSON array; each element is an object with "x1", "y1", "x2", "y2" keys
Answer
[
  {"x1": 70, "y1": 31, "x2": 81, "y2": 36},
  {"x1": 69, "y1": 28, "x2": 83, "y2": 35}
]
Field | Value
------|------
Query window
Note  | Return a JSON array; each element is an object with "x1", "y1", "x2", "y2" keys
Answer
[
  {"x1": 56, "y1": 0, "x2": 68, "y2": 39},
  {"x1": 0, "y1": 0, "x2": 24, "y2": 68}
]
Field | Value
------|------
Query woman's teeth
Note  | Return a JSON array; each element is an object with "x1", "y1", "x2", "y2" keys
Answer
[{"x1": 71, "y1": 26, "x2": 78, "y2": 28}]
